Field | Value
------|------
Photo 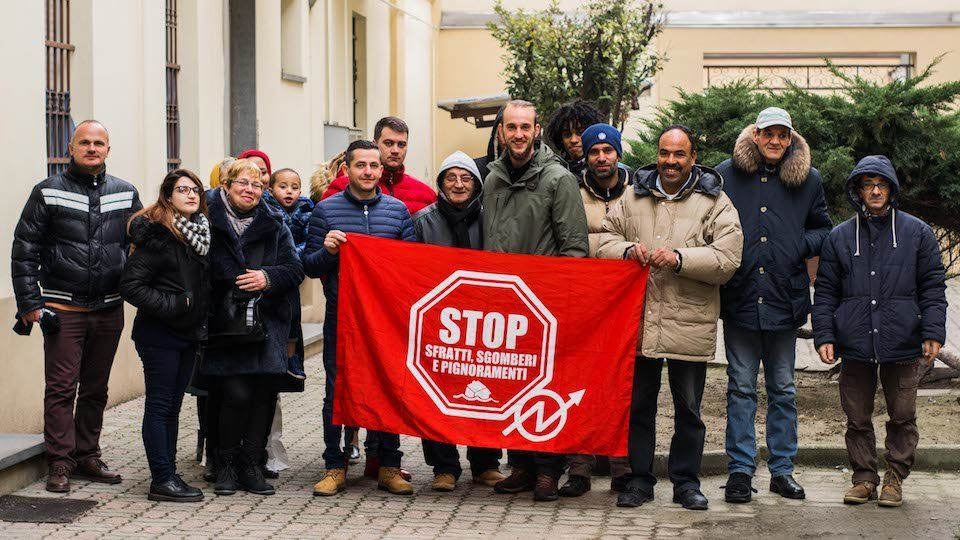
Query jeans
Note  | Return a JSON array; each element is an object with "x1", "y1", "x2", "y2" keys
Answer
[
  {"x1": 724, "y1": 324, "x2": 798, "y2": 477},
  {"x1": 322, "y1": 318, "x2": 402, "y2": 470},
  {"x1": 840, "y1": 359, "x2": 920, "y2": 485},
  {"x1": 627, "y1": 356, "x2": 706, "y2": 493},
  {"x1": 43, "y1": 306, "x2": 124, "y2": 467},
  {"x1": 422, "y1": 441, "x2": 501, "y2": 479},
  {"x1": 136, "y1": 341, "x2": 197, "y2": 483}
]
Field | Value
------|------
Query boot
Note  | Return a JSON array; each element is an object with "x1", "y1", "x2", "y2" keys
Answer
[
  {"x1": 843, "y1": 481, "x2": 878, "y2": 505},
  {"x1": 238, "y1": 454, "x2": 275, "y2": 496},
  {"x1": 493, "y1": 468, "x2": 536, "y2": 494},
  {"x1": 473, "y1": 468, "x2": 506, "y2": 487},
  {"x1": 878, "y1": 470, "x2": 903, "y2": 507},
  {"x1": 533, "y1": 474, "x2": 559, "y2": 502},
  {"x1": 378, "y1": 467, "x2": 413, "y2": 495},
  {"x1": 431, "y1": 473, "x2": 457, "y2": 492},
  {"x1": 214, "y1": 453, "x2": 240, "y2": 496},
  {"x1": 558, "y1": 475, "x2": 591, "y2": 497},
  {"x1": 313, "y1": 468, "x2": 347, "y2": 496},
  {"x1": 46, "y1": 463, "x2": 71, "y2": 493}
]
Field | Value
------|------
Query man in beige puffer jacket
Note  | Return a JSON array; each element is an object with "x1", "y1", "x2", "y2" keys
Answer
[{"x1": 598, "y1": 125, "x2": 743, "y2": 511}]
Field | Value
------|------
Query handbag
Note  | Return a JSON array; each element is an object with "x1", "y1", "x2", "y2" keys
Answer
[{"x1": 206, "y1": 237, "x2": 269, "y2": 348}]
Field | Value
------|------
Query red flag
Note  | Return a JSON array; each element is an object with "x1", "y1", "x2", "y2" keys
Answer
[{"x1": 334, "y1": 234, "x2": 648, "y2": 456}]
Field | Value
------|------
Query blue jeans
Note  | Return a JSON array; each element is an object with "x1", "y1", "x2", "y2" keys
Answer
[
  {"x1": 723, "y1": 325, "x2": 797, "y2": 477},
  {"x1": 136, "y1": 342, "x2": 197, "y2": 483},
  {"x1": 322, "y1": 318, "x2": 402, "y2": 471}
]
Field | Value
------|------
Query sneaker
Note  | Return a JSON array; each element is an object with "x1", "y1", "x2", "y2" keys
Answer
[
  {"x1": 286, "y1": 354, "x2": 306, "y2": 380},
  {"x1": 723, "y1": 472, "x2": 756, "y2": 504},
  {"x1": 493, "y1": 468, "x2": 536, "y2": 494},
  {"x1": 843, "y1": 481, "x2": 878, "y2": 505},
  {"x1": 473, "y1": 468, "x2": 506, "y2": 487},
  {"x1": 378, "y1": 467, "x2": 413, "y2": 495},
  {"x1": 878, "y1": 470, "x2": 903, "y2": 507},
  {"x1": 313, "y1": 468, "x2": 347, "y2": 496},
  {"x1": 431, "y1": 473, "x2": 457, "y2": 492},
  {"x1": 558, "y1": 475, "x2": 591, "y2": 497}
]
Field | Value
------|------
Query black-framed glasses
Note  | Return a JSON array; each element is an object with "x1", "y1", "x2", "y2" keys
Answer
[
  {"x1": 860, "y1": 182, "x2": 890, "y2": 193},
  {"x1": 174, "y1": 186, "x2": 203, "y2": 195}
]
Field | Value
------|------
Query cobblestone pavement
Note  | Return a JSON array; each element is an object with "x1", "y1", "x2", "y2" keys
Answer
[{"x1": 3, "y1": 355, "x2": 960, "y2": 539}]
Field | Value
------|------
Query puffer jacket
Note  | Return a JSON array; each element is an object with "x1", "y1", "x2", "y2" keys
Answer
[
  {"x1": 812, "y1": 155, "x2": 947, "y2": 363},
  {"x1": 598, "y1": 164, "x2": 743, "y2": 362},
  {"x1": 322, "y1": 166, "x2": 437, "y2": 215},
  {"x1": 263, "y1": 191, "x2": 314, "y2": 256},
  {"x1": 483, "y1": 143, "x2": 589, "y2": 257},
  {"x1": 202, "y1": 189, "x2": 305, "y2": 377},
  {"x1": 302, "y1": 187, "x2": 416, "y2": 320},
  {"x1": 12, "y1": 161, "x2": 142, "y2": 315},
  {"x1": 716, "y1": 125, "x2": 832, "y2": 331},
  {"x1": 119, "y1": 216, "x2": 211, "y2": 343},
  {"x1": 580, "y1": 166, "x2": 631, "y2": 257}
]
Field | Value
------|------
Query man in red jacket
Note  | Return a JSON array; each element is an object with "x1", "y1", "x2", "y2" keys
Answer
[{"x1": 322, "y1": 116, "x2": 436, "y2": 215}]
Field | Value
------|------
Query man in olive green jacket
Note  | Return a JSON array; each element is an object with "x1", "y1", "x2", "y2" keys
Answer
[
  {"x1": 598, "y1": 125, "x2": 743, "y2": 511},
  {"x1": 484, "y1": 100, "x2": 589, "y2": 502}
]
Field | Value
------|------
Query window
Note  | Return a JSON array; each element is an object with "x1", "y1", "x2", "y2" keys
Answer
[
  {"x1": 352, "y1": 13, "x2": 367, "y2": 130},
  {"x1": 45, "y1": 0, "x2": 74, "y2": 177},
  {"x1": 703, "y1": 53, "x2": 915, "y2": 93},
  {"x1": 166, "y1": 0, "x2": 181, "y2": 171},
  {"x1": 281, "y1": 0, "x2": 306, "y2": 82}
]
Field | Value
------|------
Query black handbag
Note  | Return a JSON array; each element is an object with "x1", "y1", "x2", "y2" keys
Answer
[{"x1": 206, "y1": 237, "x2": 269, "y2": 348}]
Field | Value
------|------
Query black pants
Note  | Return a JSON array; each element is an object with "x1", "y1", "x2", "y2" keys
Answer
[
  {"x1": 422, "y1": 440, "x2": 501, "y2": 479},
  {"x1": 137, "y1": 342, "x2": 197, "y2": 482},
  {"x1": 508, "y1": 450, "x2": 566, "y2": 479},
  {"x1": 627, "y1": 356, "x2": 706, "y2": 493},
  {"x1": 217, "y1": 374, "x2": 275, "y2": 463}
]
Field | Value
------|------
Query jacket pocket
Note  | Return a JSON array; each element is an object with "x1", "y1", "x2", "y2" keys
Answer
[
  {"x1": 834, "y1": 297, "x2": 870, "y2": 356},
  {"x1": 878, "y1": 297, "x2": 922, "y2": 360},
  {"x1": 789, "y1": 272, "x2": 812, "y2": 321},
  {"x1": 678, "y1": 276, "x2": 712, "y2": 306}
]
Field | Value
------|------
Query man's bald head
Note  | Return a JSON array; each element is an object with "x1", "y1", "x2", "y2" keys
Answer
[
  {"x1": 70, "y1": 120, "x2": 109, "y2": 144},
  {"x1": 69, "y1": 120, "x2": 111, "y2": 173}
]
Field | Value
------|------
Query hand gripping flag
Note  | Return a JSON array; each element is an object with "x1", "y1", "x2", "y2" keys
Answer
[{"x1": 333, "y1": 234, "x2": 648, "y2": 455}]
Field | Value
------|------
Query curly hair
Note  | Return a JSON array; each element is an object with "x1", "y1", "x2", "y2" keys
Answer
[{"x1": 544, "y1": 100, "x2": 605, "y2": 160}]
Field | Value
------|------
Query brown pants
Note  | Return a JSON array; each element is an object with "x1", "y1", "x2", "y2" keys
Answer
[
  {"x1": 43, "y1": 306, "x2": 124, "y2": 467},
  {"x1": 839, "y1": 359, "x2": 920, "y2": 485},
  {"x1": 567, "y1": 454, "x2": 630, "y2": 479}
]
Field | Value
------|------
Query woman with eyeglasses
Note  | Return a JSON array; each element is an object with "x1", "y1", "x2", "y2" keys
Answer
[
  {"x1": 119, "y1": 169, "x2": 211, "y2": 502},
  {"x1": 201, "y1": 159, "x2": 304, "y2": 497}
]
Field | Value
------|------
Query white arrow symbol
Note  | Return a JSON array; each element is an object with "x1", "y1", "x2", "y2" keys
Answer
[{"x1": 503, "y1": 389, "x2": 585, "y2": 436}]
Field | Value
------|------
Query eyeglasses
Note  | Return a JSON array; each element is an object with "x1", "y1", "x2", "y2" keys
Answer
[
  {"x1": 442, "y1": 174, "x2": 475, "y2": 186},
  {"x1": 174, "y1": 186, "x2": 203, "y2": 196},
  {"x1": 232, "y1": 179, "x2": 265, "y2": 191},
  {"x1": 860, "y1": 182, "x2": 890, "y2": 193}
]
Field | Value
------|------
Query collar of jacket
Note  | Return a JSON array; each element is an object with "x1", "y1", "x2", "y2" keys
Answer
[
  {"x1": 582, "y1": 166, "x2": 630, "y2": 201},
  {"x1": 731, "y1": 123, "x2": 812, "y2": 187},
  {"x1": 207, "y1": 188, "x2": 281, "y2": 245},
  {"x1": 128, "y1": 215, "x2": 209, "y2": 263},
  {"x1": 488, "y1": 142, "x2": 561, "y2": 191},
  {"x1": 381, "y1": 166, "x2": 406, "y2": 186},
  {"x1": 262, "y1": 191, "x2": 314, "y2": 215},
  {"x1": 342, "y1": 184, "x2": 383, "y2": 207},
  {"x1": 632, "y1": 164, "x2": 723, "y2": 199},
  {"x1": 65, "y1": 158, "x2": 106, "y2": 186}
]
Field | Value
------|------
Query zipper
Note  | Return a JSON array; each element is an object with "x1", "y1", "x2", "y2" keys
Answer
[{"x1": 363, "y1": 204, "x2": 370, "y2": 234}]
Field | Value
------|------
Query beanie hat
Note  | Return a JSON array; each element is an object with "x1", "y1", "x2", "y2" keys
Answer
[
  {"x1": 581, "y1": 123, "x2": 622, "y2": 157},
  {"x1": 238, "y1": 149, "x2": 272, "y2": 177},
  {"x1": 436, "y1": 151, "x2": 484, "y2": 197}
]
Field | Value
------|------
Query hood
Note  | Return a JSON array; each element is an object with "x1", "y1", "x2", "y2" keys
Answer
[
  {"x1": 732, "y1": 124, "x2": 811, "y2": 186},
  {"x1": 845, "y1": 154, "x2": 900, "y2": 213},
  {"x1": 633, "y1": 164, "x2": 724, "y2": 198},
  {"x1": 437, "y1": 150, "x2": 483, "y2": 202},
  {"x1": 128, "y1": 215, "x2": 174, "y2": 250}
]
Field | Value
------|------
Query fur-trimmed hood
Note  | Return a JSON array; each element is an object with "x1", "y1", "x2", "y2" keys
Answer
[{"x1": 732, "y1": 124, "x2": 812, "y2": 187}]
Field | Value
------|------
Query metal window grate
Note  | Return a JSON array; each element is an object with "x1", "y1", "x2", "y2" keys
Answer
[
  {"x1": 166, "y1": 0, "x2": 181, "y2": 171},
  {"x1": 704, "y1": 63, "x2": 915, "y2": 92},
  {"x1": 45, "y1": 0, "x2": 74, "y2": 178}
]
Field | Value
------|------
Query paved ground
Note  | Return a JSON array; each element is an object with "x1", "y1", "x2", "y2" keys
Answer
[{"x1": 2, "y1": 355, "x2": 960, "y2": 539}]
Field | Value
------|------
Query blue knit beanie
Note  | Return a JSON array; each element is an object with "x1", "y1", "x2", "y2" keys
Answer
[{"x1": 581, "y1": 123, "x2": 622, "y2": 157}]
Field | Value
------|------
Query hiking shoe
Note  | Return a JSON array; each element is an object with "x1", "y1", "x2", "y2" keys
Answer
[
  {"x1": 843, "y1": 481, "x2": 878, "y2": 505},
  {"x1": 378, "y1": 467, "x2": 413, "y2": 495},
  {"x1": 533, "y1": 474, "x2": 560, "y2": 502},
  {"x1": 313, "y1": 468, "x2": 347, "y2": 496},
  {"x1": 878, "y1": 470, "x2": 903, "y2": 507},
  {"x1": 432, "y1": 473, "x2": 457, "y2": 492},
  {"x1": 473, "y1": 468, "x2": 506, "y2": 487}
]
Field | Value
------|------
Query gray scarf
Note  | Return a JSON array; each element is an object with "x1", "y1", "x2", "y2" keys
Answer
[
  {"x1": 174, "y1": 213, "x2": 211, "y2": 256},
  {"x1": 219, "y1": 188, "x2": 256, "y2": 237}
]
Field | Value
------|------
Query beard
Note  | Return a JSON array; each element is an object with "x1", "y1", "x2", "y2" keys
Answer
[
  {"x1": 507, "y1": 139, "x2": 534, "y2": 163},
  {"x1": 589, "y1": 164, "x2": 616, "y2": 181}
]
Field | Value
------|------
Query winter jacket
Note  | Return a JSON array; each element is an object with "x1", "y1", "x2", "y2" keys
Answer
[
  {"x1": 812, "y1": 155, "x2": 947, "y2": 364},
  {"x1": 119, "y1": 216, "x2": 211, "y2": 343},
  {"x1": 201, "y1": 189, "x2": 305, "y2": 377},
  {"x1": 413, "y1": 204, "x2": 482, "y2": 249},
  {"x1": 302, "y1": 187, "x2": 416, "y2": 320},
  {"x1": 483, "y1": 144, "x2": 589, "y2": 257},
  {"x1": 12, "y1": 161, "x2": 143, "y2": 315},
  {"x1": 580, "y1": 166, "x2": 631, "y2": 257},
  {"x1": 598, "y1": 165, "x2": 743, "y2": 362},
  {"x1": 322, "y1": 166, "x2": 436, "y2": 215},
  {"x1": 716, "y1": 125, "x2": 832, "y2": 331},
  {"x1": 263, "y1": 191, "x2": 314, "y2": 256}
]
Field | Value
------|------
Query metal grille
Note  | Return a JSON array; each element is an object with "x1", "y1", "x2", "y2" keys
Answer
[
  {"x1": 166, "y1": 0, "x2": 181, "y2": 171},
  {"x1": 704, "y1": 63, "x2": 914, "y2": 93},
  {"x1": 45, "y1": 0, "x2": 73, "y2": 177}
]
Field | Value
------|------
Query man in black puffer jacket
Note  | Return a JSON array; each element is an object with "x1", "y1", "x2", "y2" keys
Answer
[
  {"x1": 11, "y1": 120, "x2": 141, "y2": 493},
  {"x1": 812, "y1": 155, "x2": 947, "y2": 508}
]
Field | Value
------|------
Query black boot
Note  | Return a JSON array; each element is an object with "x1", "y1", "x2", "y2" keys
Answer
[
  {"x1": 558, "y1": 475, "x2": 591, "y2": 497},
  {"x1": 149, "y1": 474, "x2": 204, "y2": 502},
  {"x1": 238, "y1": 454, "x2": 275, "y2": 496},
  {"x1": 214, "y1": 453, "x2": 240, "y2": 496},
  {"x1": 203, "y1": 444, "x2": 219, "y2": 483},
  {"x1": 770, "y1": 474, "x2": 806, "y2": 500}
]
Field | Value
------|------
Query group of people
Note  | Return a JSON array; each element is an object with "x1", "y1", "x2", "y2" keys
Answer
[{"x1": 12, "y1": 98, "x2": 946, "y2": 513}]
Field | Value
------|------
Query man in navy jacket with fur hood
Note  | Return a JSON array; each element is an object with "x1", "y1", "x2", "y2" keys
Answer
[{"x1": 812, "y1": 155, "x2": 946, "y2": 508}]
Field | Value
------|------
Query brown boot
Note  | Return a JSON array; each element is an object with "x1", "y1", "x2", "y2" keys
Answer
[
  {"x1": 878, "y1": 470, "x2": 903, "y2": 507},
  {"x1": 72, "y1": 458, "x2": 122, "y2": 484},
  {"x1": 533, "y1": 474, "x2": 559, "y2": 502},
  {"x1": 378, "y1": 467, "x2": 413, "y2": 495},
  {"x1": 473, "y1": 468, "x2": 506, "y2": 487},
  {"x1": 46, "y1": 463, "x2": 71, "y2": 493},
  {"x1": 843, "y1": 481, "x2": 877, "y2": 504},
  {"x1": 493, "y1": 467, "x2": 536, "y2": 494},
  {"x1": 312, "y1": 468, "x2": 347, "y2": 496},
  {"x1": 431, "y1": 473, "x2": 457, "y2": 492}
]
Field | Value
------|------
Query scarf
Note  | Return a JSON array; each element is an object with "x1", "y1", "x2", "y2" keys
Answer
[
  {"x1": 436, "y1": 193, "x2": 482, "y2": 249},
  {"x1": 174, "y1": 213, "x2": 211, "y2": 256},
  {"x1": 219, "y1": 188, "x2": 256, "y2": 237}
]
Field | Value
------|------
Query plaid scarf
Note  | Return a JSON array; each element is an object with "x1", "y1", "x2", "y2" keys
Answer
[{"x1": 174, "y1": 213, "x2": 211, "y2": 256}]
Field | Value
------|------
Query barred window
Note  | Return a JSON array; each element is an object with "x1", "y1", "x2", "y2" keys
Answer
[
  {"x1": 45, "y1": 0, "x2": 74, "y2": 177},
  {"x1": 166, "y1": 0, "x2": 181, "y2": 171}
]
